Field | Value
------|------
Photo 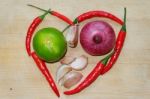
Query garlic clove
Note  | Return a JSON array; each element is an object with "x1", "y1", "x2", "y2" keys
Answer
[
  {"x1": 70, "y1": 55, "x2": 88, "y2": 71},
  {"x1": 58, "y1": 77, "x2": 65, "y2": 86},
  {"x1": 56, "y1": 64, "x2": 72, "y2": 83},
  {"x1": 60, "y1": 71, "x2": 83, "y2": 89},
  {"x1": 65, "y1": 24, "x2": 79, "y2": 48},
  {"x1": 60, "y1": 56, "x2": 75, "y2": 65}
]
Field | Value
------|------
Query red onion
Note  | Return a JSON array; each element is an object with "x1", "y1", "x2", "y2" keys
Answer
[{"x1": 80, "y1": 21, "x2": 116, "y2": 56}]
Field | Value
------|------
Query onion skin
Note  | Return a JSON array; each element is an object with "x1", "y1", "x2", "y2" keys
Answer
[{"x1": 80, "y1": 21, "x2": 116, "y2": 56}]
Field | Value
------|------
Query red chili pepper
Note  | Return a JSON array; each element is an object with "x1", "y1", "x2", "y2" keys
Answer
[
  {"x1": 63, "y1": 9, "x2": 123, "y2": 33},
  {"x1": 73, "y1": 10, "x2": 123, "y2": 25},
  {"x1": 101, "y1": 8, "x2": 127, "y2": 75},
  {"x1": 31, "y1": 52, "x2": 60, "y2": 97},
  {"x1": 25, "y1": 10, "x2": 49, "y2": 56},
  {"x1": 27, "y1": 4, "x2": 73, "y2": 25},
  {"x1": 64, "y1": 53, "x2": 112, "y2": 95},
  {"x1": 51, "y1": 11, "x2": 73, "y2": 25}
]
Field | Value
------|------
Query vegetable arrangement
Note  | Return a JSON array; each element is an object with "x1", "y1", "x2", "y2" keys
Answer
[
  {"x1": 64, "y1": 8, "x2": 126, "y2": 95},
  {"x1": 25, "y1": 4, "x2": 127, "y2": 97},
  {"x1": 25, "y1": 6, "x2": 73, "y2": 97}
]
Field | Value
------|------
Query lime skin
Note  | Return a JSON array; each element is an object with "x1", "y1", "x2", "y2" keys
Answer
[{"x1": 33, "y1": 27, "x2": 67, "y2": 62}]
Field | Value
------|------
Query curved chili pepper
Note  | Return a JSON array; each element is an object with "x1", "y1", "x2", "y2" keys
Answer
[
  {"x1": 51, "y1": 11, "x2": 73, "y2": 25},
  {"x1": 64, "y1": 53, "x2": 112, "y2": 95},
  {"x1": 63, "y1": 9, "x2": 123, "y2": 33},
  {"x1": 101, "y1": 8, "x2": 127, "y2": 75},
  {"x1": 25, "y1": 10, "x2": 49, "y2": 56},
  {"x1": 73, "y1": 10, "x2": 123, "y2": 25},
  {"x1": 31, "y1": 52, "x2": 60, "y2": 97},
  {"x1": 27, "y1": 4, "x2": 73, "y2": 25}
]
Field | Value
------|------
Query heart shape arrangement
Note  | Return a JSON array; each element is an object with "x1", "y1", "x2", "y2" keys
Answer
[{"x1": 25, "y1": 4, "x2": 127, "y2": 97}]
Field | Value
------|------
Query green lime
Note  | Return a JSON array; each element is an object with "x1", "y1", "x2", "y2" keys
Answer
[{"x1": 33, "y1": 27, "x2": 67, "y2": 62}]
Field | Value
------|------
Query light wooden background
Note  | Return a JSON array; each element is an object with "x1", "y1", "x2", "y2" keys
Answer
[{"x1": 0, "y1": 0, "x2": 150, "y2": 99}]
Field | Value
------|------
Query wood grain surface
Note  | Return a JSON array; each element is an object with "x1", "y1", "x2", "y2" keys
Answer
[{"x1": 0, "y1": 0, "x2": 150, "y2": 99}]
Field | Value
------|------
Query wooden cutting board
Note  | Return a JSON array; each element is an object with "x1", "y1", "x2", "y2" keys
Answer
[{"x1": 0, "y1": 0, "x2": 150, "y2": 99}]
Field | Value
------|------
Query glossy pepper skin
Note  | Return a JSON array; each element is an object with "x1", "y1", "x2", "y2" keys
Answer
[
  {"x1": 64, "y1": 53, "x2": 112, "y2": 95},
  {"x1": 62, "y1": 9, "x2": 123, "y2": 34},
  {"x1": 31, "y1": 52, "x2": 60, "y2": 97},
  {"x1": 73, "y1": 10, "x2": 123, "y2": 25},
  {"x1": 26, "y1": 10, "x2": 49, "y2": 56},
  {"x1": 101, "y1": 8, "x2": 127, "y2": 75},
  {"x1": 51, "y1": 11, "x2": 73, "y2": 25}
]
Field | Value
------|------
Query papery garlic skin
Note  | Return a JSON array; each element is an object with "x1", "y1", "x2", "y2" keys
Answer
[
  {"x1": 66, "y1": 24, "x2": 79, "y2": 48},
  {"x1": 62, "y1": 71, "x2": 83, "y2": 89},
  {"x1": 60, "y1": 56, "x2": 75, "y2": 65},
  {"x1": 56, "y1": 64, "x2": 72, "y2": 83},
  {"x1": 70, "y1": 55, "x2": 88, "y2": 71}
]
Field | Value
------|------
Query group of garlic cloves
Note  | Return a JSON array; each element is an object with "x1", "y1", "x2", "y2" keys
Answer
[
  {"x1": 56, "y1": 55, "x2": 88, "y2": 89},
  {"x1": 56, "y1": 24, "x2": 89, "y2": 89}
]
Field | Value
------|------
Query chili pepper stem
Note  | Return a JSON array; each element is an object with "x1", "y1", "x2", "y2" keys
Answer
[
  {"x1": 121, "y1": 8, "x2": 127, "y2": 32},
  {"x1": 62, "y1": 19, "x2": 79, "y2": 33},
  {"x1": 28, "y1": 4, "x2": 47, "y2": 12},
  {"x1": 101, "y1": 52, "x2": 114, "y2": 65},
  {"x1": 27, "y1": 4, "x2": 52, "y2": 14},
  {"x1": 62, "y1": 24, "x2": 71, "y2": 33},
  {"x1": 73, "y1": 18, "x2": 78, "y2": 24},
  {"x1": 39, "y1": 9, "x2": 51, "y2": 19}
]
